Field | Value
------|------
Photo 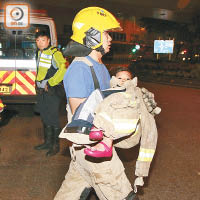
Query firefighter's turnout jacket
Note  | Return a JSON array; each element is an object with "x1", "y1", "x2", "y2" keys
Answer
[
  {"x1": 36, "y1": 46, "x2": 66, "y2": 88},
  {"x1": 93, "y1": 78, "x2": 158, "y2": 191},
  {"x1": 60, "y1": 76, "x2": 158, "y2": 192}
]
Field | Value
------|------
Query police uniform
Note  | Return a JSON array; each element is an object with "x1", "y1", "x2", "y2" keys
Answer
[{"x1": 34, "y1": 46, "x2": 66, "y2": 156}]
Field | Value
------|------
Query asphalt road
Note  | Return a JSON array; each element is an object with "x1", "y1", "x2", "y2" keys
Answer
[{"x1": 0, "y1": 82, "x2": 199, "y2": 200}]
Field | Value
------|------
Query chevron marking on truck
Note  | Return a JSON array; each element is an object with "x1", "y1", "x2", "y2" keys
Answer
[{"x1": 0, "y1": 71, "x2": 36, "y2": 95}]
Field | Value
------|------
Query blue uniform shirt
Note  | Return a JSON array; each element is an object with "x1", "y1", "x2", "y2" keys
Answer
[{"x1": 63, "y1": 56, "x2": 110, "y2": 99}]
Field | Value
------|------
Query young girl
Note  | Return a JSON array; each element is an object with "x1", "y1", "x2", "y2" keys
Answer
[{"x1": 113, "y1": 66, "x2": 133, "y2": 86}]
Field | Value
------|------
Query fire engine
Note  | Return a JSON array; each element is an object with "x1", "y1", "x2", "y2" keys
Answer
[{"x1": 0, "y1": 10, "x2": 57, "y2": 103}]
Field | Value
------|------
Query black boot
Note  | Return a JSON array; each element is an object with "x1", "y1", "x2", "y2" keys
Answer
[
  {"x1": 80, "y1": 187, "x2": 93, "y2": 200},
  {"x1": 46, "y1": 127, "x2": 61, "y2": 156},
  {"x1": 34, "y1": 125, "x2": 53, "y2": 150}
]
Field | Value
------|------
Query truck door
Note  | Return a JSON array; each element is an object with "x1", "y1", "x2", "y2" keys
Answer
[
  {"x1": 0, "y1": 27, "x2": 16, "y2": 95},
  {"x1": 0, "y1": 24, "x2": 51, "y2": 98},
  {"x1": 0, "y1": 27, "x2": 36, "y2": 96},
  {"x1": 14, "y1": 29, "x2": 37, "y2": 96}
]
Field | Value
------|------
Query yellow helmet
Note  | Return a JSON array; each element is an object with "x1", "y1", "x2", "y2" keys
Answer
[{"x1": 71, "y1": 7, "x2": 122, "y2": 50}]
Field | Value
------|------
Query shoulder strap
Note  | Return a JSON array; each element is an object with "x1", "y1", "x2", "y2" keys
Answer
[
  {"x1": 50, "y1": 46, "x2": 58, "y2": 53},
  {"x1": 89, "y1": 65, "x2": 100, "y2": 90},
  {"x1": 50, "y1": 47, "x2": 58, "y2": 59},
  {"x1": 73, "y1": 57, "x2": 92, "y2": 66},
  {"x1": 73, "y1": 57, "x2": 100, "y2": 89},
  {"x1": 49, "y1": 47, "x2": 59, "y2": 69}
]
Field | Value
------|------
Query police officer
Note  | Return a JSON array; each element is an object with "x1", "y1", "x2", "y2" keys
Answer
[{"x1": 34, "y1": 31, "x2": 66, "y2": 157}]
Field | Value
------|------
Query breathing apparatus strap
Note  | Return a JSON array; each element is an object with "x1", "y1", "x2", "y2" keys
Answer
[{"x1": 73, "y1": 57, "x2": 100, "y2": 89}]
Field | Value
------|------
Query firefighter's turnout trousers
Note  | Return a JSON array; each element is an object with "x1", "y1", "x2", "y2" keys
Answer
[{"x1": 54, "y1": 106, "x2": 133, "y2": 200}]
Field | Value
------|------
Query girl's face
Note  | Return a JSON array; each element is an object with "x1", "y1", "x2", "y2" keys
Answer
[{"x1": 116, "y1": 70, "x2": 132, "y2": 85}]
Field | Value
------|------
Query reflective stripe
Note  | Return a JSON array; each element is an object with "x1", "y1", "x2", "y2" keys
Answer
[
  {"x1": 41, "y1": 53, "x2": 52, "y2": 60},
  {"x1": 113, "y1": 118, "x2": 139, "y2": 134},
  {"x1": 39, "y1": 62, "x2": 51, "y2": 68},
  {"x1": 98, "y1": 112, "x2": 139, "y2": 134},
  {"x1": 138, "y1": 148, "x2": 155, "y2": 162},
  {"x1": 38, "y1": 53, "x2": 52, "y2": 69},
  {"x1": 40, "y1": 57, "x2": 51, "y2": 63}
]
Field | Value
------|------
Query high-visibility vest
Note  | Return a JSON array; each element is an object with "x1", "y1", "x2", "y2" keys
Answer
[
  {"x1": 36, "y1": 46, "x2": 66, "y2": 86},
  {"x1": 36, "y1": 47, "x2": 56, "y2": 81}
]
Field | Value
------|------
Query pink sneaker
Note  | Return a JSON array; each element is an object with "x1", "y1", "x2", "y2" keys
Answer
[
  {"x1": 84, "y1": 141, "x2": 112, "y2": 158},
  {"x1": 89, "y1": 126, "x2": 103, "y2": 141}
]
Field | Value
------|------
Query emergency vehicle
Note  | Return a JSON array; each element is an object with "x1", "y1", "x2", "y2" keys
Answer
[{"x1": 0, "y1": 10, "x2": 57, "y2": 103}]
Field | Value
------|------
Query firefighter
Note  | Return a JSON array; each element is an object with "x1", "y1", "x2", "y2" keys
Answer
[
  {"x1": 54, "y1": 7, "x2": 139, "y2": 200},
  {"x1": 34, "y1": 31, "x2": 67, "y2": 157}
]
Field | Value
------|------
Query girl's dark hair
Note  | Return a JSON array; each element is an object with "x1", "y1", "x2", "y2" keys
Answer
[
  {"x1": 35, "y1": 31, "x2": 50, "y2": 39},
  {"x1": 112, "y1": 66, "x2": 133, "y2": 78}
]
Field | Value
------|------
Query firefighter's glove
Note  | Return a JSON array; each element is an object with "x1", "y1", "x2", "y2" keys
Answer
[{"x1": 141, "y1": 87, "x2": 161, "y2": 116}]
